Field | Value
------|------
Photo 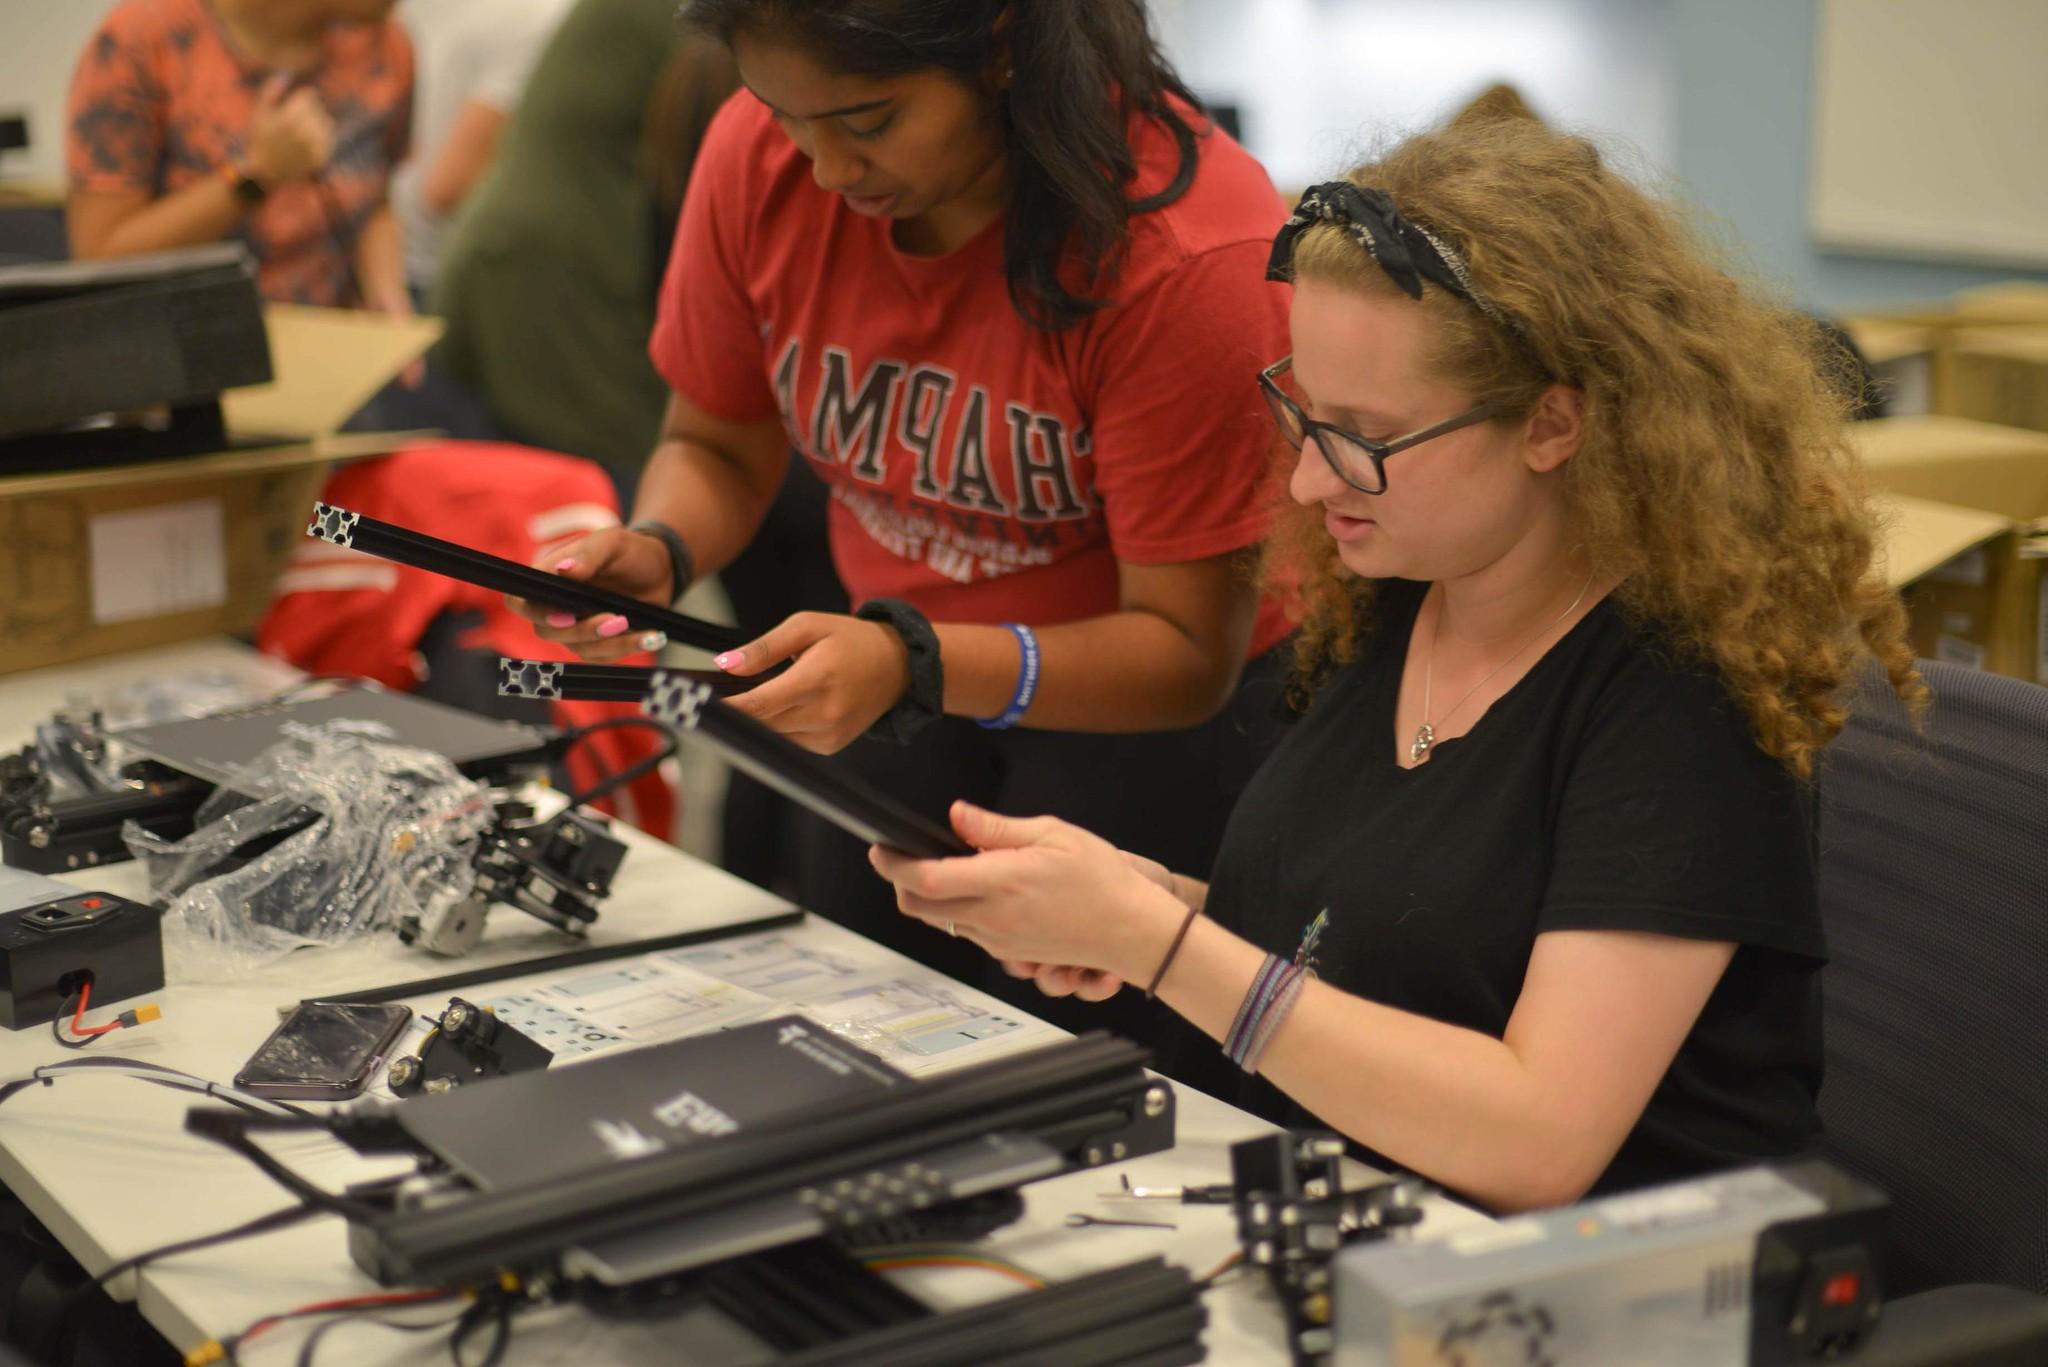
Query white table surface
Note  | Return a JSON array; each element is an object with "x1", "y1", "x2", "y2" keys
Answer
[{"x1": 0, "y1": 640, "x2": 1489, "y2": 1365}]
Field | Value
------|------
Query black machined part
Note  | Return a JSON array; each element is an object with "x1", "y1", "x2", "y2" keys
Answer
[
  {"x1": 700, "y1": 1240, "x2": 933, "y2": 1351},
  {"x1": 475, "y1": 806, "x2": 626, "y2": 933},
  {"x1": 579, "y1": 1242, "x2": 1204, "y2": 1367},
  {"x1": 774, "y1": 1256, "x2": 1205, "y2": 1367},
  {"x1": 347, "y1": 1033, "x2": 1172, "y2": 1287},
  {"x1": 387, "y1": 997, "x2": 552, "y2": 1098},
  {"x1": 0, "y1": 747, "x2": 208, "y2": 875},
  {"x1": 645, "y1": 671, "x2": 969, "y2": 859},
  {"x1": 497, "y1": 658, "x2": 752, "y2": 704},
  {"x1": 306, "y1": 503, "x2": 748, "y2": 656},
  {"x1": 1229, "y1": 1132, "x2": 1428, "y2": 1366}
]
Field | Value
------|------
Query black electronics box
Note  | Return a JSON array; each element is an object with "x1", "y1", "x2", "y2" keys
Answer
[
  {"x1": 0, "y1": 242, "x2": 271, "y2": 456},
  {"x1": 0, "y1": 866, "x2": 163, "y2": 1030}
]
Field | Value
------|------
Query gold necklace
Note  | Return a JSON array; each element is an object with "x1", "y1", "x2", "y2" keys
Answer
[{"x1": 1411, "y1": 569, "x2": 1597, "y2": 765}]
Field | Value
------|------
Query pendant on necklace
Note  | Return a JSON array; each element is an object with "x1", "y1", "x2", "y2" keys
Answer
[{"x1": 1410, "y1": 723, "x2": 1434, "y2": 764}]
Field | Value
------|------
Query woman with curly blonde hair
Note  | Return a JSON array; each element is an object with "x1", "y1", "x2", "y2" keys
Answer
[{"x1": 867, "y1": 112, "x2": 1925, "y2": 1212}]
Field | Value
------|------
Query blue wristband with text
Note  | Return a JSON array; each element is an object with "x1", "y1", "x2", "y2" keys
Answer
[{"x1": 975, "y1": 623, "x2": 1040, "y2": 730}]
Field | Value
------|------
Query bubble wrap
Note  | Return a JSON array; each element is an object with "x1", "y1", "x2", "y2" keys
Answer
[{"x1": 124, "y1": 721, "x2": 493, "y2": 975}]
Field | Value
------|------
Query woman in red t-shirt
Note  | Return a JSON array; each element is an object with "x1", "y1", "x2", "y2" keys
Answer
[{"x1": 515, "y1": 0, "x2": 1293, "y2": 1011}]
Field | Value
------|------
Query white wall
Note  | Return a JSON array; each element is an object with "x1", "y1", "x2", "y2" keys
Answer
[
  {"x1": 1672, "y1": 0, "x2": 2048, "y2": 313},
  {"x1": 0, "y1": 0, "x2": 111, "y2": 185},
  {"x1": 1148, "y1": 0, "x2": 1678, "y2": 189}
]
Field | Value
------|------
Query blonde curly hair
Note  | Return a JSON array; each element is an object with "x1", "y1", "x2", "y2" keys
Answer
[{"x1": 1270, "y1": 116, "x2": 1925, "y2": 778}]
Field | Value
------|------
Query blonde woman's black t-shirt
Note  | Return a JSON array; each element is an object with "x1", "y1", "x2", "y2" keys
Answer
[{"x1": 1168, "y1": 578, "x2": 1825, "y2": 1203}]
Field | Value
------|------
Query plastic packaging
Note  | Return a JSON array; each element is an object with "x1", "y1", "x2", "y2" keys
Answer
[{"x1": 124, "y1": 721, "x2": 493, "y2": 975}]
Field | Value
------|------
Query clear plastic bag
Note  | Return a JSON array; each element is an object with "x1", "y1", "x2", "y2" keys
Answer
[{"x1": 125, "y1": 721, "x2": 494, "y2": 976}]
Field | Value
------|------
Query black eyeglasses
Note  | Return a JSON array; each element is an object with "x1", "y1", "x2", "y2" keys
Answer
[{"x1": 1258, "y1": 357, "x2": 1501, "y2": 494}]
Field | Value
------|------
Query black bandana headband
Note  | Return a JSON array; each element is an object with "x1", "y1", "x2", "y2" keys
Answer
[{"x1": 1266, "y1": 182, "x2": 1513, "y2": 332}]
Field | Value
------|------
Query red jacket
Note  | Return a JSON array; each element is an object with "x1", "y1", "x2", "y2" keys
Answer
[{"x1": 256, "y1": 442, "x2": 677, "y2": 837}]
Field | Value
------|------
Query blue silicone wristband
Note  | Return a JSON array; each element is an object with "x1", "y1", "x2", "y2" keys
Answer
[{"x1": 975, "y1": 623, "x2": 1041, "y2": 730}]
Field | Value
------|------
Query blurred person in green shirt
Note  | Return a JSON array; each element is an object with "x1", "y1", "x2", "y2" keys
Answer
[{"x1": 431, "y1": 0, "x2": 735, "y2": 484}]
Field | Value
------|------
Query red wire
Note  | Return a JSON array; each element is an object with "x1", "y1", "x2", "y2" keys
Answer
[
  {"x1": 69, "y1": 980, "x2": 119, "y2": 1037},
  {"x1": 238, "y1": 1288, "x2": 456, "y2": 1348}
]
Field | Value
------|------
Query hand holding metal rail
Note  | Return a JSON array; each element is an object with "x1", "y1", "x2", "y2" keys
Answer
[
  {"x1": 305, "y1": 503, "x2": 749, "y2": 657},
  {"x1": 643, "y1": 670, "x2": 971, "y2": 860}
]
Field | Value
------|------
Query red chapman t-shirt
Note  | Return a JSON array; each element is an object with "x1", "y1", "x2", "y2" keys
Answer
[{"x1": 650, "y1": 93, "x2": 1292, "y2": 655}]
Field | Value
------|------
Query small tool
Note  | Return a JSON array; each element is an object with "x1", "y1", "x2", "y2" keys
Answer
[
  {"x1": 1065, "y1": 1212, "x2": 1178, "y2": 1231},
  {"x1": 1099, "y1": 1172, "x2": 1235, "y2": 1203}
]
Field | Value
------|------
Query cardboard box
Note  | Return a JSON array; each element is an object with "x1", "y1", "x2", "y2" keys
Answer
[
  {"x1": 1855, "y1": 415, "x2": 2048, "y2": 683},
  {"x1": 1876, "y1": 492, "x2": 2016, "y2": 672},
  {"x1": 0, "y1": 305, "x2": 438, "y2": 676},
  {"x1": 1843, "y1": 283, "x2": 2048, "y2": 420},
  {"x1": 1935, "y1": 327, "x2": 2048, "y2": 435}
]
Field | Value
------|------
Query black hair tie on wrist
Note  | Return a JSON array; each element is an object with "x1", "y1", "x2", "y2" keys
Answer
[
  {"x1": 855, "y1": 598, "x2": 945, "y2": 744},
  {"x1": 628, "y1": 520, "x2": 696, "y2": 608}
]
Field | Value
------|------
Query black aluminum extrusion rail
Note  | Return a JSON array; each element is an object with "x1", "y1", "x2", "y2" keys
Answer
[{"x1": 306, "y1": 502, "x2": 748, "y2": 655}]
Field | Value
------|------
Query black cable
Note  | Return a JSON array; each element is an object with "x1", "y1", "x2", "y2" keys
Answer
[
  {"x1": 95, "y1": 1203, "x2": 319, "y2": 1288},
  {"x1": 554, "y1": 715, "x2": 678, "y2": 810},
  {"x1": 449, "y1": 1290, "x2": 518, "y2": 1367},
  {"x1": 0, "y1": 1058, "x2": 318, "y2": 1121},
  {"x1": 567, "y1": 746, "x2": 672, "y2": 811},
  {"x1": 295, "y1": 1305, "x2": 468, "y2": 1367},
  {"x1": 195, "y1": 1128, "x2": 384, "y2": 1223}
]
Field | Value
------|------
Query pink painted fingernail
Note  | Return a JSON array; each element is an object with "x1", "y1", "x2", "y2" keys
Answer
[
  {"x1": 596, "y1": 615, "x2": 629, "y2": 638},
  {"x1": 714, "y1": 651, "x2": 743, "y2": 670},
  {"x1": 554, "y1": 558, "x2": 578, "y2": 572},
  {"x1": 546, "y1": 612, "x2": 577, "y2": 629}
]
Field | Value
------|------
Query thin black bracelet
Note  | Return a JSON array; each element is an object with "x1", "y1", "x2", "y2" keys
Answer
[
  {"x1": 1144, "y1": 904, "x2": 1203, "y2": 999},
  {"x1": 855, "y1": 598, "x2": 945, "y2": 744},
  {"x1": 628, "y1": 520, "x2": 696, "y2": 608}
]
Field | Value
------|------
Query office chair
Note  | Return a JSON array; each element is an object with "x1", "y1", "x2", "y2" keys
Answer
[{"x1": 1816, "y1": 659, "x2": 2048, "y2": 1299}]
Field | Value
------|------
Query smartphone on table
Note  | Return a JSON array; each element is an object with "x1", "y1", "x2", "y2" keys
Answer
[{"x1": 234, "y1": 1001, "x2": 413, "y2": 1100}]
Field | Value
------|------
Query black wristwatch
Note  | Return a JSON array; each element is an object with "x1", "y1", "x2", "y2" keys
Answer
[
  {"x1": 228, "y1": 164, "x2": 268, "y2": 208},
  {"x1": 628, "y1": 520, "x2": 695, "y2": 608}
]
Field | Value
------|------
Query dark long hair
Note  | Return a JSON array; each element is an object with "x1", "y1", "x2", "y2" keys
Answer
[{"x1": 682, "y1": 0, "x2": 1203, "y2": 330}]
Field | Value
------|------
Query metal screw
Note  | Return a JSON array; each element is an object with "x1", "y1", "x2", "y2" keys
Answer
[
  {"x1": 1085, "y1": 1147, "x2": 1103, "y2": 1165},
  {"x1": 1143, "y1": 1086, "x2": 1168, "y2": 1117},
  {"x1": 1111, "y1": 1142, "x2": 1127, "y2": 1160},
  {"x1": 28, "y1": 826, "x2": 49, "y2": 848}
]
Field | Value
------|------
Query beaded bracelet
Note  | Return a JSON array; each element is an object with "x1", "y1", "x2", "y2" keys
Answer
[
  {"x1": 1239, "y1": 968, "x2": 1308, "y2": 1075},
  {"x1": 1223, "y1": 954, "x2": 1290, "y2": 1062},
  {"x1": 975, "y1": 623, "x2": 1041, "y2": 730},
  {"x1": 1224, "y1": 955, "x2": 1308, "y2": 1075}
]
